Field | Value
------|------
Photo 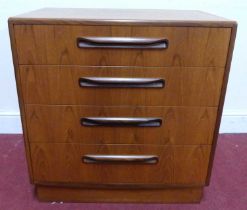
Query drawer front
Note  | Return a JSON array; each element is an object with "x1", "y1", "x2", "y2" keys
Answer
[
  {"x1": 26, "y1": 105, "x2": 217, "y2": 145},
  {"x1": 30, "y1": 143, "x2": 211, "y2": 185},
  {"x1": 20, "y1": 66, "x2": 224, "y2": 106},
  {"x1": 15, "y1": 25, "x2": 230, "y2": 67}
]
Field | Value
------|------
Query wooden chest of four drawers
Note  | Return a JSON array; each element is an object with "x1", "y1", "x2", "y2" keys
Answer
[{"x1": 9, "y1": 8, "x2": 237, "y2": 203}]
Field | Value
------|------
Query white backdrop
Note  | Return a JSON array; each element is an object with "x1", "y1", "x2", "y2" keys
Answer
[{"x1": 0, "y1": 0, "x2": 246, "y2": 133}]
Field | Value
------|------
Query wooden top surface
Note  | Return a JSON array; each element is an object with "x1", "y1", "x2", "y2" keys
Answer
[{"x1": 9, "y1": 8, "x2": 236, "y2": 27}]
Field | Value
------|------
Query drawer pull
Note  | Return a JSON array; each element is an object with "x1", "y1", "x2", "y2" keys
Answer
[
  {"x1": 83, "y1": 155, "x2": 158, "y2": 164},
  {"x1": 77, "y1": 37, "x2": 168, "y2": 49},
  {"x1": 79, "y1": 77, "x2": 165, "y2": 88},
  {"x1": 81, "y1": 117, "x2": 162, "y2": 127}
]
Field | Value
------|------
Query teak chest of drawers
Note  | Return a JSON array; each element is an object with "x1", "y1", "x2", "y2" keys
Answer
[{"x1": 9, "y1": 8, "x2": 237, "y2": 203}]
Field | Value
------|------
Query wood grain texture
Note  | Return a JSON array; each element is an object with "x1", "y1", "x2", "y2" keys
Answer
[
  {"x1": 8, "y1": 8, "x2": 237, "y2": 203},
  {"x1": 20, "y1": 65, "x2": 225, "y2": 107},
  {"x1": 14, "y1": 25, "x2": 231, "y2": 67},
  {"x1": 8, "y1": 21, "x2": 34, "y2": 183},
  {"x1": 12, "y1": 8, "x2": 231, "y2": 22},
  {"x1": 30, "y1": 143, "x2": 211, "y2": 185},
  {"x1": 25, "y1": 105, "x2": 217, "y2": 145},
  {"x1": 10, "y1": 8, "x2": 235, "y2": 28},
  {"x1": 206, "y1": 23, "x2": 238, "y2": 185},
  {"x1": 36, "y1": 185, "x2": 203, "y2": 203}
]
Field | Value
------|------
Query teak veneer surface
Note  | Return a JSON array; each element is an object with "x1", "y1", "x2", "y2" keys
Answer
[
  {"x1": 36, "y1": 186, "x2": 203, "y2": 203},
  {"x1": 30, "y1": 143, "x2": 211, "y2": 185},
  {"x1": 14, "y1": 25, "x2": 231, "y2": 67},
  {"x1": 20, "y1": 66, "x2": 225, "y2": 106},
  {"x1": 26, "y1": 105, "x2": 217, "y2": 145},
  {"x1": 10, "y1": 8, "x2": 234, "y2": 27}
]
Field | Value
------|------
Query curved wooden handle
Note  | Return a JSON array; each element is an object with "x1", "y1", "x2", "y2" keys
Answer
[
  {"x1": 81, "y1": 117, "x2": 162, "y2": 127},
  {"x1": 77, "y1": 37, "x2": 168, "y2": 49},
  {"x1": 83, "y1": 155, "x2": 159, "y2": 164},
  {"x1": 79, "y1": 77, "x2": 165, "y2": 88}
]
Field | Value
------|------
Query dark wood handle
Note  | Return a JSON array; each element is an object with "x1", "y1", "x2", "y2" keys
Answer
[
  {"x1": 77, "y1": 37, "x2": 168, "y2": 49},
  {"x1": 81, "y1": 117, "x2": 162, "y2": 127},
  {"x1": 79, "y1": 77, "x2": 165, "y2": 88},
  {"x1": 83, "y1": 155, "x2": 159, "y2": 164}
]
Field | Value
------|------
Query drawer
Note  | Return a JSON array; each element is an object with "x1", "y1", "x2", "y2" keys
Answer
[
  {"x1": 26, "y1": 105, "x2": 217, "y2": 145},
  {"x1": 14, "y1": 25, "x2": 230, "y2": 67},
  {"x1": 30, "y1": 143, "x2": 211, "y2": 185},
  {"x1": 20, "y1": 66, "x2": 224, "y2": 106}
]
